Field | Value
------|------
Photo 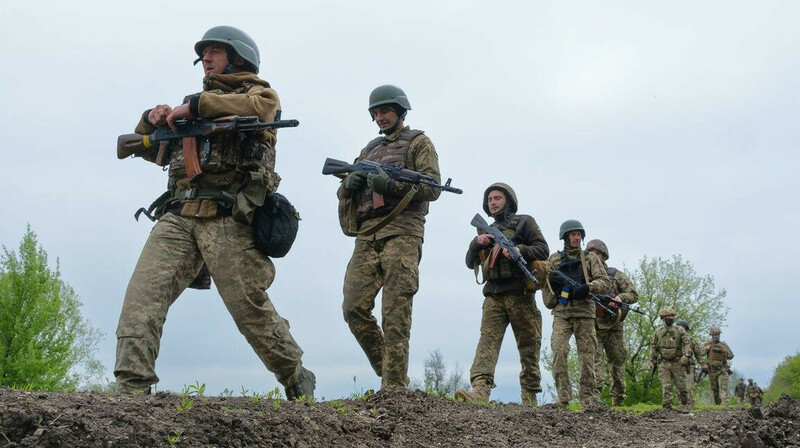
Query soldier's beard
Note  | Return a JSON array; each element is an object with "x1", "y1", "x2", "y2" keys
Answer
[{"x1": 664, "y1": 318, "x2": 675, "y2": 326}]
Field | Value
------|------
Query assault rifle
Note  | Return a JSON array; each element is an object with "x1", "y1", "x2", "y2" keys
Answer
[
  {"x1": 470, "y1": 213, "x2": 538, "y2": 286},
  {"x1": 694, "y1": 367, "x2": 710, "y2": 383},
  {"x1": 118, "y1": 115, "x2": 299, "y2": 181},
  {"x1": 322, "y1": 158, "x2": 462, "y2": 207},
  {"x1": 594, "y1": 294, "x2": 647, "y2": 316},
  {"x1": 643, "y1": 362, "x2": 658, "y2": 398},
  {"x1": 548, "y1": 270, "x2": 617, "y2": 318}
]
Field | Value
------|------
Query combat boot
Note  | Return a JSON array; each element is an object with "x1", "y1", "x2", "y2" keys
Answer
[
  {"x1": 455, "y1": 380, "x2": 490, "y2": 404},
  {"x1": 285, "y1": 367, "x2": 316, "y2": 400},
  {"x1": 521, "y1": 388, "x2": 538, "y2": 407}
]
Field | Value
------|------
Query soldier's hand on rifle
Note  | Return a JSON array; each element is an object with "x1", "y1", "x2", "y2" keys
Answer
[
  {"x1": 571, "y1": 284, "x2": 589, "y2": 300},
  {"x1": 166, "y1": 104, "x2": 195, "y2": 131},
  {"x1": 476, "y1": 234, "x2": 494, "y2": 247},
  {"x1": 343, "y1": 171, "x2": 368, "y2": 192},
  {"x1": 367, "y1": 167, "x2": 392, "y2": 194},
  {"x1": 147, "y1": 104, "x2": 173, "y2": 127},
  {"x1": 501, "y1": 245, "x2": 520, "y2": 260},
  {"x1": 608, "y1": 296, "x2": 622, "y2": 309},
  {"x1": 548, "y1": 271, "x2": 564, "y2": 290}
]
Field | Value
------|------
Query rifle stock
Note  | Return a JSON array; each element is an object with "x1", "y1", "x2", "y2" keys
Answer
[{"x1": 470, "y1": 213, "x2": 538, "y2": 286}]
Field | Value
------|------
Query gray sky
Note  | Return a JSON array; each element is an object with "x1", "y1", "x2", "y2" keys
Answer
[{"x1": 1, "y1": 0, "x2": 798, "y2": 402}]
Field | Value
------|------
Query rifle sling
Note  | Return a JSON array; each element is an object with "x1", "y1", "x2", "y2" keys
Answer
[{"x1": 348, "y1": 185, "x2": 419, "y2": 237}]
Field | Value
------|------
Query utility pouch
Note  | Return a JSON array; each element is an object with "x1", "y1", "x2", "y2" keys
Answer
[
  {"x1": 253, "y1": 192, "x2": 300, "y2": 258},
  {"x1": 233, "y1": 171, "x2": 268, "y2": 225}
]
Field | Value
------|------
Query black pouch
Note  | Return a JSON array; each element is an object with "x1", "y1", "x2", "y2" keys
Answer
[{"x1": 253, "y1": 192, "x2": 300, "y2": 258}]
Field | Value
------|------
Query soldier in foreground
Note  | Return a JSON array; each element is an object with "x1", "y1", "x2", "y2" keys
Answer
[
  {"x1": 114, "y1": 26, "x2": 315, "y2": 399},
  {"x1": 676, "y1": 320, "x2": 703, "y2": 408},
  {"x1": 734, "y1": 377, "x2": 747, "y2": 405},
  {"x1": 586, "y1": 239, "x2": 638, "y2": 407},
  {"x1": 455, "y1": 184, "x2": 549, "y2": 406},
  {"x1": 746, "y1": 378, "x2": 763, "y2": 406},
  {"x1": 337, "y1": 86, "x2": 441, "y2": 388},
  {"x1": 544, "y1": 220, "x2": 610, "y2": 409},
  {"x1": 702, "y1": 326, "x2": 734, "y2": 405},
  {"x1": 650, "y1": 308, "x2": 691, "y2": 408}
]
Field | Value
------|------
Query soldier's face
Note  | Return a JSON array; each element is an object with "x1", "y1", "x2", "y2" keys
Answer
[
  {"x1": 371, "y1": 106, "x2": 400, "y2": 132},
  {"x1": 568, "y1": 230, "x2": 582, "y2": 248},
  {"x1": 486, "y1": 190, "x2": 506, "y2": 214},
  {"x1": 201, "y1": 44, "x2": 231, "y2": 75}
]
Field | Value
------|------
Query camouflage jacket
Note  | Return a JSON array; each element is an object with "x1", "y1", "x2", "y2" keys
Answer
[
  {"x1": 734, "y1": 383, "x2": 746, "y2": 398},
  {"x1": 595, "y1": 264, "x2": 639, "y2": 331},
  {"x1": 703, "y1": 340, "x2": 734, "y2": 371},
  {"x1": 650, "y1": 323, "x2": 691, "y2": 363},
  {"x1": 337, "y1": 126, "x2": 440, "y2": 241},
  {"x1": 544, "y1": 245, "x2": 611, "y2": 319}
]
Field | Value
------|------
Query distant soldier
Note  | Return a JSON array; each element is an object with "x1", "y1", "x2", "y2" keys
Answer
[
  {"x1": 543, "y1": 220, "x2": 611, "y2": 409},
  {"x1": 734, "y1": 378, "x2": 746, "y2": 405},
  {"x1": 586, "y1": 239, "x2": 638, "y2": 407},
  {"x1": 746, "y1": 378, "x2": 763, "y2": 406},
  {"x1": 702, "y1": 326, "x2": 734, "y2": 405},
  {"x1": 676, "y1": 321, "x2": 703, "y2": 408},
  {"x1": 650, "y1": 308, "x2": 691, "y2": 409}
]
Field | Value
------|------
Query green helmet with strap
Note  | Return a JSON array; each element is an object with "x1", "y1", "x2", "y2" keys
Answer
[
  {"x1": 368, "y1": 85, "x2": 412, "y2": 117},
  {"x1": 194, "y1": 26, "x2": 260, "y2": 74},
  {"x1": 709, "y1": 326, "x2": 721, "y2": 335},
  {"x1": 482, "y1": 183, "x2": 518, "y2": 216},
  {"x1": 559, "y1": 219, "x2": 585, "y2": 240}
]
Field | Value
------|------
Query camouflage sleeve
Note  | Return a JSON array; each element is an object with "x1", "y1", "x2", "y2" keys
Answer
[
  {"x1": 680, "y1": 330, "x2": 692, "y2": 358},
  {"x1": 613, "y1": 270, "x2": 639, "y2": 304},
  {"x1": 465, "y1": 235, "x2": 483, "y2": 269},
  {"x1": 650, "y1": 330, "x2": 660, "y2": 362},
  {"x1": 337, "y1": 147, "x2": 371, "y2": 199},
  {"x1": 725, "y1": 342, "x2": 734, "y2": 360},
  {"x1": 515, "y1": 216, "x2": 550, "y2": 262},
  {"x1": 197, "y1": 84, "x2": 280, "y2": 124},
  {"x1": 585, "y1": 252, "x2": 611, "y2": 294},
  {"x1": 405, "y1": 135, "x2": 441, "y2": 202},
  {"x1": 542, "y1": 252, "x2": 561, "y2": 306}
]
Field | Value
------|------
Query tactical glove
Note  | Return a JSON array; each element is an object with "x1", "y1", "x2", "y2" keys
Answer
[
  {"x1": 548, "y1": 272, "x2": 564, "y2": 290},
  {"x1": 367, "y1": 167, "x2": 393, "y2": 194},
  {"x1": 571, "y1": 284, "x2": 590, "y2": 300},
  {"x1": 343, "y1": 171, "x2": 368, "y2": 192},
  {"x1": 679, "y1": 355, "x2": 690, "y2": 367}
]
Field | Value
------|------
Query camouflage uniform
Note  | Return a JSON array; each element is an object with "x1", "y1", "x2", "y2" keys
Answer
[
  {"x1": 593, "y1": 264, "x2": 638, "y2": 406},
  {"x1": 543, "y1": 245, "x2": 610, "y2": 408},
  {"x1": 459, "y1": 184, "x2": 549, "y2": 405},
  {"x1": 734, "y1": 379, "x2": 746, "y2": 405},
  {"x1": 703, "y1": 329, "x2": 734, "y2": 405},
  {"x1": 683, "y1": 334, "x2": 703, "y2": 407},
  {"x1": 650, "y1": 320, "x2": 691, "y2": 408},
  {"x1": 746, "y1": 379, "x2": 763, "y2": 406},
  {"x1": 338, "y1": 125, "x2": 441, "y2": 388},
  {"x1": 115, "y1": 62, "x2": 309, "y2": 392}
]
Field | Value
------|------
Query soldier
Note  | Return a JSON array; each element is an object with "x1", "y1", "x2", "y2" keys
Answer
[
  {"x1": 337, "y1": 85, "x2": 441, "y2": 388},
  {"x1": 676, "y1": 320, "x2": 703, "y2": 408},
  {"x1": 702, "y1": 326, "x2": 734, "y2": 405},
  {"x1": 649, "y1": 308, "x2": 691, "y2": 409},
  {"x1": 586, "y1": 239, "x2": 639, "y2": 407},
  {"x1": 454, "y1": 184, "x2": 549, "y2": 406},
  {"x1": 746, "y1": 379, "x2": 763, "y2": 406},
  {"x1": 114, "y1": 26, "x2": 315, "y2": 399},
  {"x1": 734, "y1": 377, "x2": 746, "y2": 405},
  {"x1": 543, "y1": 220, "x2": 611, "y2": 409}
]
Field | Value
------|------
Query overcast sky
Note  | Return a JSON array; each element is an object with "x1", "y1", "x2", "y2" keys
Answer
[{"x1": 1, "y1": 0, "x2": 798, "y2": 402}]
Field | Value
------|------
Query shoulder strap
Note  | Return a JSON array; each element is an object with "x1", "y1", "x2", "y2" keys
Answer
[{"x1": 346, "y1": 185, "x2": 419, "y2": 237}]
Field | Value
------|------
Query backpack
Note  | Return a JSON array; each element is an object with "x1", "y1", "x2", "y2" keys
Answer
[{"x1": 253, "y1": 193, "x2": 300, "y2": 258}]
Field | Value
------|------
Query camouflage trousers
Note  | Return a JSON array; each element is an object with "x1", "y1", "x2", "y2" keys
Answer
[
  {"x1": 342, "y1": 235, "x2": 421, "y2": 387},
  {"x1": 658, "y1": 359, "x2": 688, "y2": 407},
  {"x1": 468, "y1": 291, "x2": 542, "y2": 394},
  {"x1": 709, "y1": 369, "x2": 729, "y2": 405},
  {"x1": 684, "y1": 368, "x2": 696, "y2": 407},
  {"x1": 594, "y1": 328, "x2": 628, "y2": 404},
  {"x1": 114, "y1": 213, "x2": 304, "y2": 393},
  {"x1": 551, "y1": 316, "x2": 597, "y2": 407}
]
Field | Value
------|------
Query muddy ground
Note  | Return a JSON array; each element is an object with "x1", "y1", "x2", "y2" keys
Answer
[{"x1": 1, "y1": 386, "x2": 798, "y2": 447}]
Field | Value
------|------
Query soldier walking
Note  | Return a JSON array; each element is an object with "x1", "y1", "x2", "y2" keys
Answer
[
  {"x1": 455, "y1": 184, "x2": 549, "y2": 405},
  {"x1": 702, "y1": 326, "x2": 734, "y2": 405},
  {"x1": 543, "y1": 220, "x2": 610, "y2": 409},
  {"x1": 676, "y1": 320, "x2": 703, "y2": 407},
  {"x1": 586, "y1": 239, "x2": 638, "y2": 407},
  {"x1": 746, "y1": 378, "x2": 763, "y2": 406},
  {"x1": 337, "y1": 86, "x2": 441, "y2": 388},
  {"x1": 734, "y1": 378, "x2": 746, "y2": 405},
  {"x1": 650, "y1": 308, "x2": 691, "y2": 408}
]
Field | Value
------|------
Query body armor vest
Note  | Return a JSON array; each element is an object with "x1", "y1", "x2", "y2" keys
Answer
[
  {"x1": 557, "y1": 252, "x2": 587, "y2": 285},
  {"x1": 657, "y1": 326, "x2": 682, "y2": 360},
  {"x1": 354, "y1": 130, "x2": 428, "y2": 222},
  {"x1": 706, "y1": 341, "x2": 728, "y2": 368},
  {"x1": 481, "y1": 215, "x2": 523, "y2": 280}
]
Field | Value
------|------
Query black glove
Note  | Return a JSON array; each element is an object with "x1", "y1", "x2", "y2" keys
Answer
[
  {"x1": 701, "y1": 367, "x2": 710, "y2": 375},
  {"x1": 343, "y1": 171, "x2": 367, "y2": 192},
  {"x1": 571, "y1": 284, "x2": 590, "y2": 300},
  {"x1": 548, "y1": 271, "x2": 564, "y2": 290}
]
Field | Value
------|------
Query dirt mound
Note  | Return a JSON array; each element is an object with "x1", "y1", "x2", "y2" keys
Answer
[{"x1": 1, "y1": 386, "x2": 799, "y2": 447}]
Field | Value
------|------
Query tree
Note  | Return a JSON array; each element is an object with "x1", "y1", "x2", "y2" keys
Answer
[
  {"x1": 0, "y1": 226, "x2": 104, "y2": 390},
  {"x1": 764, "y1": 352, "x2": 800, "y2": 403},
  {"x1": 419, "y1": 349, "x2": 468, "y2": 396},
  {"x1": 624, "y1": 255, "x2": 728, "y2": 404}
]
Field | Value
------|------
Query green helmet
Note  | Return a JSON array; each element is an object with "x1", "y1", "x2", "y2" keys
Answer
[
  {"x1": 676, "y1": 320, "x2": 690, "y2": 331},
  {"x1": 660, "y1": 308, "x2": 676, "y2": 318},
  {"x1": 559, "y1": 219, "x2": 585, "y2": 240},
  {"x1": 586, "y1": 239, "x2": 609, "y2": 260},
  {"x1": 482, "y1": 183, "x2": 518, "y2": 216},
  {"x1": 194, "y1": 26, "x2": 260, "y2": 74},
  {"x1": 709, "y1": 326, "x2": 721, "y2": 335},
  {"x1": 368, "y1": 85, "x2": 412, "y2": 116}
]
